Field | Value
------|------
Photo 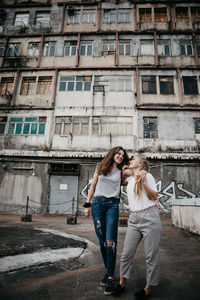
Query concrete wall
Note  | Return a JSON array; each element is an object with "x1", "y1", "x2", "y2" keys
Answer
[{"x1": 172, "y1": 199, "x2": 200, "y2": 235}]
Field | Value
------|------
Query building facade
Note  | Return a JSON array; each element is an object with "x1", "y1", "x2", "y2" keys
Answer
[{"x1": 0, "y1": 0, "x2": 200, "y2": 216}]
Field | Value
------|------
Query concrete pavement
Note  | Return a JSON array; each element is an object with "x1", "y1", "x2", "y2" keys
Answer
[{"x1": 0, "y1": 214, "x2": 200, "y2": 300}]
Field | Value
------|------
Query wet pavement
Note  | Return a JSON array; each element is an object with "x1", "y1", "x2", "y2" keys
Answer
[{"x1": 0, "y1": 214, "x2": 200, "y2": 300}]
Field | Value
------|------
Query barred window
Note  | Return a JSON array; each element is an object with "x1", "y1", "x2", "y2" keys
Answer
[
  {"x1": 0, "y1": 77, "x2": 14, "y2": 96},
  {"x1": 176, "y1": 7, "x2": 188, "y2": 21},
  {"x1": 143, "y1": 117, "x2": 158, "y2": 139},
  {"x1": 59, "y1": 76, "x2": 92, "y2": 92},
  {"x1": 36, "y1": 77, "x2": 52, "y2": 95},
  {"x1": 142, "y1": 76, "x2": 156, "y2": 94},
  {"x1": 155, "y1": 8, "x2": 167, "y2": 22},
  {"x1": 20, "y1": 77, "x2": 36, "y2": 95},
  {"x1": 191, "y1": 7, "x2": 200, "y2": 21},
  {"x1": 139, "y1": 8, "x2": 152, "y2": 22},
  {"x1": 159, "y1": 76, "x2": 174, "y2": 95},
  {"x1": 183, "y1": 76, "x2": 198, "y2": 95},
  {"x1": 8, "y1": 116, "x2": 46, "y2": 135}
]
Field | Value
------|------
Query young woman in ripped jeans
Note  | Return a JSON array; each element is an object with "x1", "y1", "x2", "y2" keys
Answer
[{"x1": 84, "y1": 147, "x2": 145, "y2": 295}]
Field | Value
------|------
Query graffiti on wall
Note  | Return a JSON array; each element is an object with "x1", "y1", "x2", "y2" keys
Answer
[{"x1": 81, "y1": 179, "x2": 200, "y2": 212}]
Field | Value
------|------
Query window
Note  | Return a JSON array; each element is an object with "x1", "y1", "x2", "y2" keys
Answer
[
  {"x1": 0, "y1": 77, "x2": 14, "y2": 96},
  {"x1": 43, "y1": 41, "x2": 56, "y2": 57},
  {"x1": 0, "y1": 43, "x2": 4, "y2": 57},
  {"x1": 20, "y1": 77, "x2": 36, "y2": 95},
  {"x1": 142, "y1": 76, "x2": 156, "y2": 94},
  {"x1": 8, "y1": 116, "x2": 46, "y2": 135},
  {"x1": 179, "y1": 40, "x2": 193, "y2": 56},
  {"x1": 80, "y1": 41, "x2": 93, "y2": 56},
  {"x1": 144, "y1": 117, "x2": 158, "y2": 139},
  {"x1": 94, "y1": 75, "x2": 132, "y2": 92},
  {"x1": 37, "y1": 77, "x2": 52, "y2": 95},
  {"x1": 14, "y1": 12, "x2": 29, "y2": 27},
  {"x1": 140, "y1": 40, "x2": 154, "y2": 55},
  {"x1": 139, "y1": 8, "x2": 152, "y2": 22},
  {"x1": 55, "y1": 116, "x2": 89, "y2": 135},
  {"x1": 7, "y1": 43, "x2": 20, "y2": 57},
  {"x1": 27, "y1": 42, "x2": 40, "y2": 57},
  {"x1": 103, "y1": 9, "x2": 116, "y2": 23},
  {"x1": 64, "y1": 41, "x2": 77, "y2": 56},
  {"x1": 191, "y1": 7, "x2": 200, "y2": 21},
  {"x1": 82, "y1": 10, "x2": 95, "y2": 23},
  {"x1": 183, "y1": 76, "x2": 198, "y2": 95},
  {"x1": 157, "y1": 40, "x2": 170, "y2": 56},
  {"x1": 196, "y1": 40, "x2": 200, "y2": 56},
  {"x1": 154, "y1": 8, "x2": 167, "y2": 22},
  {"x1": 92, "y1": 116, "x2": 132, "y2": 136},
  {"x1": 119, "y1": 40, "x2": 131, "y2": 55},
  {"x1": 194, "y1": 118, "x2": 200, "y2": 134},
  {"x1": 102, "y1": 40, "x2": 115, "y2": 55},
  {"x1": 118, "y1": 9, "x2": 131, "y2": 23},
  {"x1": 35, "y1": 11, "x2": 50, "y2": 25},
  {"x1": 59, "y1": 76, "x2": 92, "y2": 91},
  {"x1": 176, "y1": 7, "x2": 188, "y2": 21},
  {"x1": 0, "y1": 117, "x2": 7, "y2": 134},
  {"x1": 68, "y1": 10, "x2": 80, "y2": 24},
  {"x1": 159, "y1": 76, "x2": 174, "y2": 94}
]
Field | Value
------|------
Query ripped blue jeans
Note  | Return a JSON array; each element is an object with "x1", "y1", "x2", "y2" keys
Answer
[{"x1": 92, "y1": 196, "x2": 119, "y2": 277}]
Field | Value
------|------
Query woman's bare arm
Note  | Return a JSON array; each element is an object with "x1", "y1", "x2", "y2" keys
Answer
[{"x1": 85, "y1": 169, "x2": 98, "y2": 216}]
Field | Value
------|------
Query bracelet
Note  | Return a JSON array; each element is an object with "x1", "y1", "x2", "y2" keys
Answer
[{"x1": 83, "y1": 202, "x2": 91, "y2": 208}]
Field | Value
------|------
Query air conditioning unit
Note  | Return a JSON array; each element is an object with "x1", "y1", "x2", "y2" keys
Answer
[{"x1": 67, "y1": 5, "x2": 75, "y2": 16}]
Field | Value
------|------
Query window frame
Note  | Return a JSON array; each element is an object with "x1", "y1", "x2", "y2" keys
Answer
[
  {"x1": 43, "y1": 41, "x2": 56, "y2": 57},
  {"x1": 6, "y1": 43, "x2": 20, "y2": 57},
  {"x1": 103, "y1": 9, "x2": 116, "y2": 23},
  {"x1": 80, "y1": 41, "x2": 93, "y2": 56},
  {"x1": 35, "y1": 11, "x2": 50, "y2": 26},
  {"x1": 118, "y1": 40, "x2": 131, "y2": 56},
  {"x1": 179, "y1": 40, "x2": 193, "y2": 56},
  {"x1": 154, "y1": 7, "x2": 167, "y2": 22},
  {"x1": 64, "y1": 41, "x2": 77, "y2": 56},
  {"x1": 140, "y1": 40, "x2": 155, "y2": 56},
  {"x1": 20, "y1": 77, "x2": 36, "y2": 96},
  {"x1": 36, "y1": 76, "x2": 52, "y2": 95},
  {"x1": 139, "y1": 8, "x2": 152, "y2": 23},
  {"x1": 143, "y1": 117, "x2": 158, "y2": 139},
  {"x1": 68, "y1": 10, "x2": 80, "y2": 24},
  {"x1": 142, "y1": 75, "x2": 157, "y2": 94},
  {"x1": 182, "y1": 76, "x2": 198, "y2": 95},
  {"x1": 82, "y1": 9, "x2": 96, "y2": 24},
  {"x1": 8, "y1": 116, "x2": 46, "y2": 135},
  {"x1": 157, "y1": 39, "x2": 171, "y2": 56},
  {"x1": 117, "y1": 9, "x2": 131, "y2": 23},
  {"x1": 0, "y1": 116, "x2": 7, "y2": 135},
  {"x1": 59, "y1": 76, "x2": 92, "y2": 92},
  {"x1": 102, "y1": 40, "x2": 115, "y2": 56},
  {"x1": 14, "y1": 12, "x2": 29, "y2": 27},
  {"x1": 159, "y1": 76, "x2": 174, "y2": 95},
  {"x1": 0, "y1": 77, "x2": 14, "y2": 96}
]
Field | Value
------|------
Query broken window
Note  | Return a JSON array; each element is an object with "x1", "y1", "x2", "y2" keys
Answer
[
  {"x1": 14, "y1": 12, "x2": 29, "y2": 27},
  {"x1": 157, "y1": 40, "x2": 170, "y2": 56},
  {"x1": 179, "y1": 40, "x2": 193, "y2": 56},
  {"x1": 194, "y1": 118, "x2": 200, "y2": 134},
  {"x1": 118, "y1": 9, "x2": 131, "y2": 23},
  {"x1": 196, "y1": 40, "x2": 200, "y2": 56},
  {"x1": 102, "y1": 40, "x2": 115, "y2": 55},
  {"x1": 119, "y1": 40, "x2": 131, "y2": 55},
  {"x1": 82, "y1": 9, "x2": 95, "y2": 24},
  {"x1": 139, "y1": 8, "x2": 152, "y2": 22},
  {"x1": 155, "y1": 8, "x2": 167, "y2": 22},
  {"x1": 20, "y1": 77, "x2": 36, "y2": 95},
  {"x1": 176, "y1": 7, "x2": 188, "y2": 22},
  {"x1": 140, "y1": 40, "x2": 154, "y2": 55},
  {"x1": 64, "y1": 41, "x2": 77, "y2": 56},
  {"x1": 0, "y1": 43, "x2": 4, "y2": 57},
  {"x1": 143, "y1": 117, "x2": 158, "y2": 139},
  {"x1": 36, "y1": 77, "x2": 52, "y2": 95},
  {"x1": 103, "y1": 9, "x2": 116, "y2": 23},
  {"x1": 68, "y1": 10, "x2": 80, "y2": 24},
  {"x1": 59, "y1": 76, "x2": 92, "y2": 92},
  {"x1": 159, "y1": 76, "x2": 174, "y2": 94},
  {"x1": 0, "y1": 116, "x2": 7, "y2": 134},
  {"x1": 8, "y1": 116, "x2": 46, "y2": 135},
  {"x1": 80, "y1": 41, "x2": 93, "y2": 56},
  {"x1": 0, "y1": 77, "x2": 14, "y2": 96},
  {"x1": 142, "y1": 76, "x2": 156, "y2": 94},
  {"x1": 94, "y1": 75, "x2": 132, "y2": 92},
  {"x1": 55, "y1": 116, "x2": 89, "y2": 135},
  {"x1": 183, "y1": 76, "x2": 198, "y2": 95},
  {"x1": 27, "y1": 42, "x2": 40, "y2": 57},
  {"x1": 92, "y1": 116, "x2": 132, "y2": 136},
  {"x1": 191, "y1": 7, "x2": 200, "y2": 21},
  {"x1": 43, "y1": 41, "x2": 56, "y2": 57},
  {"x1": 35, "y1": 11, "x2": 50, "y2": 26},
  {"x1": 7, "y1": 43, "x2": 20, "y2": 57}
]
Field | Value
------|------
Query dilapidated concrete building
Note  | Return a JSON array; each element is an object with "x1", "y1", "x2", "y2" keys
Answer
[{"x1": 0, "y1": 0, "x2": 200, "y2": 230}]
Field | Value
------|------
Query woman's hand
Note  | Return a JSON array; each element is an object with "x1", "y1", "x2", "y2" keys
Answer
[
  {"x1": 85, "y1": 207, "x2": 90, "y2": 217},
  {"x1": 136, "y1": 170, "x2": 147, "y2": 183}
]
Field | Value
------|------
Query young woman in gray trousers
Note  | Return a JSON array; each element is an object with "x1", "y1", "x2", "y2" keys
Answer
[{"x1": 110, "y1": 155, "x2": 161, "y2": 300}]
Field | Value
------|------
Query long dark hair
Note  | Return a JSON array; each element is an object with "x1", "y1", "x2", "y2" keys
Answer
[{"x1": 97, "y1": 146, "x2": 129, "y2": 175}]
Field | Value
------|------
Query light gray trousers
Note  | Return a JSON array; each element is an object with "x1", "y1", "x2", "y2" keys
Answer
[{"x1": 120, "y1": 205, "x2": 162, "y2": 286}]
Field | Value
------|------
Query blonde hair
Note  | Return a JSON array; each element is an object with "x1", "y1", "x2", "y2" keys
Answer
[{"x1": 134, "y1": 156, "x2": 149, "y2": 198}]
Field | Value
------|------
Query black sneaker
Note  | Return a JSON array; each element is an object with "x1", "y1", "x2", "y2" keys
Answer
[
  {"x1": 112, "y1": 284, "x2": 125, "y2": 296},
  {"x1": 104, "y1": 279, "x2": 115, "y2": 295},
  {"x1": 100, "y1": 274, "x2": 108, "y2": 287}
]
